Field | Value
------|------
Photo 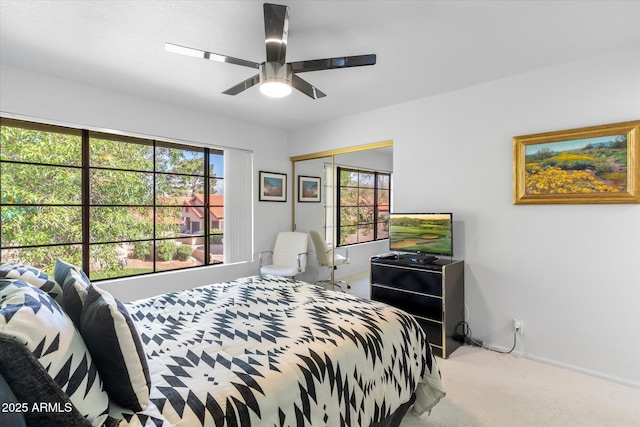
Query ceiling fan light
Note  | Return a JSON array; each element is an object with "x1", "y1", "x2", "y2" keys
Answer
[
  {"x1": 260, "y1": 80, "x2": 292, "y2": 97},
  {"x1": 259, "y1": 62, "x2": 293, "y2": 97}
]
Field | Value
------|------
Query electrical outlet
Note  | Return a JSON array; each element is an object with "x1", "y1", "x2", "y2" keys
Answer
[{"x1": 513, "y1": 319, "x2": 523, "y2": 334}]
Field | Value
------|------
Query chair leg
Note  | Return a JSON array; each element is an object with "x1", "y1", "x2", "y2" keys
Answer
[
  {"x1": 333, "y1": 280, "x2": 350, "y2": 291},
  {"x1": 314, "y1": 279, "x2": 349, "y2": 292},
  {"x1": 314, "y1": 266, "x2": 350, "y2": 292},
  {"x1": 314, "y1": 280, "x2": 332, "y2": 290}
]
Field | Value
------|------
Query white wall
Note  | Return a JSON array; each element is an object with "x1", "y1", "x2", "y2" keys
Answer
[
  {"x1": 0, "y1": 64, "x2": 292, "y2": 301},
  {"x1": 288, "y1": 45, "x2": 640, "y2": 387}
]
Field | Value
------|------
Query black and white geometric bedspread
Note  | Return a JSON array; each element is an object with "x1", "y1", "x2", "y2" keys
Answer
[{"x1": 119, "y1": 275, "x2": 445, "y2": 426}]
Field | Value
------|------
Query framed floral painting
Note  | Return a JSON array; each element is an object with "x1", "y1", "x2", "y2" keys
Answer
[{"x1": 513, "y1": 120, "x2": 640, "y2": 204}]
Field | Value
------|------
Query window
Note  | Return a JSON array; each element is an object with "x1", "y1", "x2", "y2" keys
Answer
[
  {"x1": 0, "y1": 118, "x2": 245, "y2": 281},
  {"x1": 336, "y1": 167, "x2": 390, "y2": 246}
]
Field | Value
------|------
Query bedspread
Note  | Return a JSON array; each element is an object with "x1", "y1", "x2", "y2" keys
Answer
[{"x1": 119, "y1": 275, "x2": 445, "y2": 426}]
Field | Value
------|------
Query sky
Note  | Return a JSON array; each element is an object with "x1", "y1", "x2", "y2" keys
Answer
[{"x1": 525, "y1": 135, "x2": 622, "y2": 155}]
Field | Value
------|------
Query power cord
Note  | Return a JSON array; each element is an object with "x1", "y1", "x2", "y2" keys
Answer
[
  {"x1": 454, "y1": 320, "x2": 518, "y2": 354},
  {"x1": 488, "y1": 330, "x2": 517, "y2": 354},
  {"x1": 454, "y1": 320, "x2": 483, "y2": 347},
  {"x1": 457, "y1": 304, "x2": 522, "y2": 355}
]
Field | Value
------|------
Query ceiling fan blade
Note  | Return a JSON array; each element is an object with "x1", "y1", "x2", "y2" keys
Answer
[
  {"x1": 222, "y1": 74, "x2": 261, "y2": 95},
  {"x1": 165, "y1": 42, "x2": 260, "y2": 69},
  {"x1": 263, "y1": 3, "x2": 289, "y2": 64},
  {"x1": 291, "y1": 74, "x2": 326, "y2": 99},
  {"x1": 289, "y1": 54, "x2": 376, "y2": 73}
]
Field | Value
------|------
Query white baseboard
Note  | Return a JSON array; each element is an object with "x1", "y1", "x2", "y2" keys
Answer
[
  {"x1": 525, "y1": 353, "x2": 640, "y2": 389},
  {"x1": 482, "y1": 342, "x2": 640, "y2": 389}
]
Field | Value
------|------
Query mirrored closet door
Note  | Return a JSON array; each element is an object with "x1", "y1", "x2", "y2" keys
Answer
[{"x1": 291, "y1": 141, "x2": 393, "y2": 286}]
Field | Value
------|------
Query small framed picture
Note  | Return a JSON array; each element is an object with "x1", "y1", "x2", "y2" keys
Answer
[
  {"x1": 259, "y1": 171, "x2": 287, "y2": 202},
  {"x1": 298, "y1": 175, "x2": 321, "y2": 202}
]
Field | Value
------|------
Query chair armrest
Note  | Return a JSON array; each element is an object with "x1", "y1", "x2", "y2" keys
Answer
[
  {"x1": 332, "y1": 247, "x2": 349, "y2": 264},
  {"x1": 259, "y1": 251, "x2": 273, "y2": 268},
  {"x1": 297, "y1": 252, "x2": 308, "y2": 272}
]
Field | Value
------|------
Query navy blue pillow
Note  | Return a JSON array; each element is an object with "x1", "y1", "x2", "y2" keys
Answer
[{"x1": 80, "y1": 285, "x2": 151, "y2": 412}]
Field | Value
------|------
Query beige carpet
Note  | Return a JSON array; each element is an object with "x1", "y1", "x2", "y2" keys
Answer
[{"x1": 399, "y1": 345, "x2": 640, "y2": 426}]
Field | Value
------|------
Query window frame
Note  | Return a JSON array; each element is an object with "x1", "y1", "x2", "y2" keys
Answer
[{"x1": 335, "y1": 166, "x2": 390, "y2": 247}]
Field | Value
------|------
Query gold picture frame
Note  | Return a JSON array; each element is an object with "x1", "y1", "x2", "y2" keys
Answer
[{"x1": 513, "y1": 120, "x2": 640, "y2": 204}]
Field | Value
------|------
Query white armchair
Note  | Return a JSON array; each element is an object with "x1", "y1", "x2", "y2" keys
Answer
[{"x1": 259, "y1": 231, "x2": 308, "y2": 278}]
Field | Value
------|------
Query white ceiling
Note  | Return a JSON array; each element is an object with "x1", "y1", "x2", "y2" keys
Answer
[{"x1": 1, "y1": 1, "x2": 639, "y2": 131}]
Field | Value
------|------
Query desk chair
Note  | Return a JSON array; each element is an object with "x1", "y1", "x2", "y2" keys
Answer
[
  {"x1": 309, "y1": 230, "x2": 350, "y2": 291},
  {"x1": 259, "y1": 231, "x2": 308, "y2": 278}
]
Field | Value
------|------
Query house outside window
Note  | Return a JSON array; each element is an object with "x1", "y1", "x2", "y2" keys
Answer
[{"x1": 0, "y1": 118, "x2": 230, "y2": 280}]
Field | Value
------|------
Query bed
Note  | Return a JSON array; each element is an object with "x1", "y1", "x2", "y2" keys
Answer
[{"x1": 0, "y1": 262, "x2": 445, "y2": 427}]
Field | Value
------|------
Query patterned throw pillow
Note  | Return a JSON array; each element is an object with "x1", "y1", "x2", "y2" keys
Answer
[
  {"x1": 54, "y1": 259, "x2": 151, "y2": 412},
  {"x1": 0, "y1": 262, "x2": 64, "y2": 305},
  {"x1": 80, "y1": 285, "x2": 151, "y2": 412},
  {"x1": 0, "y1": 279, "x2": 110, "y2": 426},
  {"x1": 54, "y1": 259, "x2": 91, "y2": 328}
]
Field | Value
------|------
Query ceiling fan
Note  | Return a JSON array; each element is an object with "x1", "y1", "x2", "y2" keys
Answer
[{"x1": 165, "y1": 2, "x2": 376, "y2": 99}]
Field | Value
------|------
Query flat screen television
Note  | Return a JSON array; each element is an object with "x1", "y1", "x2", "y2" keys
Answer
[{"x1": 389, "y1": 213, "x2": 453, "y2": 258}]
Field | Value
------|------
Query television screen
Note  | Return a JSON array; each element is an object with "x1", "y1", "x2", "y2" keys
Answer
[{"x1": 389, "y1": 213, "x2": 453, "y2": 256}]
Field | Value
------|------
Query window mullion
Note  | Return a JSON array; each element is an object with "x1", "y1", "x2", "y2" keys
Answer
[
  {"x1": 373, "y1": 171, "x2": 378, "y2": 241},
  {"x1": 152, "y1": 141, "x2": 157, "y2": 272},
  {"x1": 336, "y1": 167, "x2": 342, "y2": 245},
  {"x1": 82, "y1": 129, "x2": 90, "y2": 273},
  {"x1": 204, "y1": 148, "x2": 210, "y2": 265}
]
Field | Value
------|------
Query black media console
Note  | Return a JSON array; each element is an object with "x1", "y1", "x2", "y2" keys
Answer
[{"x1": 370, "y1": 255, "x2": 464, "y2": 358}]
